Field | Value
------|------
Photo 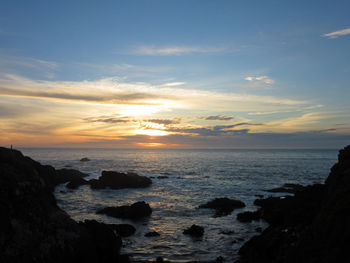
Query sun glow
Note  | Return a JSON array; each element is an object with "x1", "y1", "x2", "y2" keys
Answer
[{"x1": 135, "y1": 129, "x2": 168, "y2": 136}]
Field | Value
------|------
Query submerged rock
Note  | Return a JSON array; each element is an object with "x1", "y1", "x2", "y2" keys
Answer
[
  {"x1": 199, "y1": 197, "x2": 245, "y2": 216},
  {"x1": 89, "y1": 171, "x2": 152, "y2": 189},
  {"x1": 157, "y1": 175, "x2": 168, "y2": 179},
  {"x1": 145, "y1": 231, "x2": 160, "y2": 237},
  {"x1": 97, "y1": 201, "x2": 152, "y2": 219},
  {"x1": 238, "y1": 145, "x2": 350, "y2": 263},
  {"x1": 108, "y1": 224, "x2": 136, "y2": 237},
  {"x1": 183, "y1": 224, "x2": 204, "y2": 237}
]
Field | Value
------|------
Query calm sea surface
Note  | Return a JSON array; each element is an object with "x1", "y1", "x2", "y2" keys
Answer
[{"x1": 20, "y1": 148, "x2": 338, "y2": 262}]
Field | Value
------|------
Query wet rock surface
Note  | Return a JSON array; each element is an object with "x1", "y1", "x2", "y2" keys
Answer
[
  {"x1": 237, "y1": 145, "x2": 350, "y2": 263},
  {"x1": 89, "y1": 171, "x2": 152, "y2": 189},
  {"x1": 183, "y1": 224, "x2": 204, "y2": 237},
  {"x1": 108, "y1": 224, "x2": 136, "y2": 237},
  {"x1": 199, "y1": 197, "x2": 245, "y2": 216},
  {"x1": 97, "y1": 201, "x2": 152, "y2": 219}
]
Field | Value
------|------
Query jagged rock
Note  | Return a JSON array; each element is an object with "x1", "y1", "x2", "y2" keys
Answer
[
  {"x1": 97, "y1": 201, "x2": 152, "y2": 219},
  {"x1": 66, "y1": 177, "x2": 89, "y2": 189},
  {"x1": 145, "y1": 231, "x2": 160, "y2": 237},
  {"x1": 79, "y1": 220, "x2": 122, "y2": 262},
  {"x1": 89, "y1": 171, "x2": 152, "y2": 189},
  {"x1": 55, "y1": 168, "x2": 89, "y2": 185},
  {"x1": 237, "y1": 210, "x2": 261, "y2": 223},
  {"x1": 0, "y1": 147, "x2": 122, "y2": 263},
  {"x1": 238, "y1": 145, "x2": 350, "y2": 263},
  {"x1": 183, "y1": 224, "x2": 204, "y2": 237},
  {"x1": 199, "y1": 197, "x2": 245, "y2": 216},
  {"x1": 108, "y1": 224, "x2": 136, "y2": 237},
  {"x1": 266, "y1": 183, "x2": 305, "y2": 194}
]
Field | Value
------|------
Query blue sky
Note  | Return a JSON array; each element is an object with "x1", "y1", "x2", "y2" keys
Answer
[{"x1": 0, "y1": 0, "x2": 349, "y2": 148}]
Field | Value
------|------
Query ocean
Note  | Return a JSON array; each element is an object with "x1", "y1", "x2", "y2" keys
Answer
[{"x1": 19, "y1": 148, "x2": 338, "y2": 262}]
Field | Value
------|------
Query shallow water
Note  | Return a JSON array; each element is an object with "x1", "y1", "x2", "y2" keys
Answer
[{"x1": 20, "y1": 148, "x2": 338, "y2": 262}]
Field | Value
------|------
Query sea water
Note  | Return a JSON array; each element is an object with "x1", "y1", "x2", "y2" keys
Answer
[{"x1": 19, "y1": 148, "x2": 338, "y2": 262}]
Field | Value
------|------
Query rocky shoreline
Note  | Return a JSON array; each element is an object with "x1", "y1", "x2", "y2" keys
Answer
[{"x1": 1, "y1": 145, "x2": 349, "y2": 262}]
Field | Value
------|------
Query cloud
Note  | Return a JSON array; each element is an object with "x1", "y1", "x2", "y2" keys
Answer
[
  {"x1": 323, "y1": 27, "x2": 350, "y2": 39},
  {"x1": 84, "y1": 115, "x2": 133, "y2": 124},
  {"x1": 204, "y1": 115, "x2": 234, "y2": 121},
  {"x1": 245, "y1": 75, "x2": 275, "y2": 85},
  {"x1": 146, "y1": 119, "x2": 181, "y2": 125},
  {"x1": 130, "y1": 45, "x2": 227, "y2": 56}
]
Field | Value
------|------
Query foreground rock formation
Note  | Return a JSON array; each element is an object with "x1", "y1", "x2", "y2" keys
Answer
[
  {"x1": 199, "y1": 197, "x2": 245, "y2": 217},
  {"x1": 237, "y1": 145, "x2": 350, "y2": 263},
  {"x1": 97, "y1": 201, "x2": 152, "y2": 219},
  {"x1": 0, "y1": 147, "x2": 124, "y2": 263}
]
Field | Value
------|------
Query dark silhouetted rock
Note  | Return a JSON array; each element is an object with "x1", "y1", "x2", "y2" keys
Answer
[
  {"x1": 266, "y1": 183, "x2": 305, "y2": 194},
  {"x1": 255, "y1": 227, "x2": 262, "y2": 233},
  {"x1": 55, "y1": 168, "x2": 89, "y2": 185},
  {"x1": 108, "y1": 224, "x2": 136, "y2": 237},
  {"x1": 237, "y1": 210, "x2": 261, "y2": 223},
  {"x1": 79, "y1": 220, "x2": 122, "y2": 262},
  {"x1": 237, "y1": 145, "x2": 350, "y2": 263},
  {"x1": 145, "y1": 231, "x2": 160, "y2": 237},
  {"x1": 89, "y1": 171, "x2": 152, "y2": 189},
  {"x1": 199, "y1": 197, "x2": 245, "y2": 216},
  {"x1": 80, "y1": 157, "x2": 90, "y2": 162},
  {"x1": 156, "y1": 257, "x2": 164, "y2": 263},
  {"x1": 0, "y1": 147, "x2": 123, "y2": 263},
  {"x1": 183, "y1": 224, "x2": 204, "y2": 237},
  {"x1": 97, "y1": 201, "x2": 152, "y2": 219},
  {"x1": 220, "y1": 230, "x2": 235, "y2": 235},
  {"x1": 66, "y1": 177, "x2": 89, "y2": 189},
  {"x1": 157, "y1": 175, "x2": 168, "y2": 179}
]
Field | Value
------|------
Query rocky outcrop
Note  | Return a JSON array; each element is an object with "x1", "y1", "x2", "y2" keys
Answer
[
  {"x1": 199, "y1": 197, "x2": 245, "y2": 216},
  {"x1": 55, "y1": 168, "x2": 89, "y2": 188},
  {"x1": 183, "y1": 224, "x2": 204, "y2": 237},
  {"x1": 0, "y1": 147, "x2": 123, "y2": 263},
  {"x1": 265, "y1": 183, "x2": 305, "y2": 194},
  {"x1": 80, "y1": 157, "x2": 90, "y2": 162},
  {"x1": 97, "y1": 201, "x2": 152, "y2": 219},
  {"x1": 145, "y1": 231, "x2": 160, "y2": 237},
  {"x1": 89, "y1": 171, "x2": 152, "y2": 189},
  {"x1": 237, "y1": 145, "x2": 350, "y2": 263},
  {"x1": 108, "y1": 224, "x2": 136, "y2": 237},
  {"x1": 237, "y1": 210, "x2": 261, "y2": 223}
]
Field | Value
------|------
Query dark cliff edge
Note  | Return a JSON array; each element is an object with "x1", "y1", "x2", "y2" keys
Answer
[
  {"x1": 237, "y1": 145, "x2": 350, "y2": 263},
  {"x1": 0, "y1": 147, "x2": 123, "y2": 263}
]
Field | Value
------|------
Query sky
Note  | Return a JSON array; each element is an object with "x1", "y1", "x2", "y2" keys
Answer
[{"x1": 0, "y1": 0, "x2": 349, "y2": 148}]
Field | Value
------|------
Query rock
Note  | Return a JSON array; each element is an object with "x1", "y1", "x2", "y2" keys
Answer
[
  {"x1": 237, "y1": 145, "x2": 350, "y2": 263},
  {"x1": 56, "y1": 168, "x2": 89, "y2": 185},
  {"x1": 237, "y1": 210, "x2": 261, "y2": 223},
  {"x1": 157, "y1": 176, "x2": 168, "y2": 179},
  {"x1": 79, "y1": 220, "x2": 122, "y2": 262},
  {"x1": 145, "y1": 231, "x2": 160, "y2": 237},
  {"x1": 97, "y1": 201, "x2": 152, "y2": 219},
  {"x1": 220, "y1": 230, "x2": 235, "y2": 235},
  {"x1": 266, "y1": 183, "x2": 305, "y2": 194},
  {"x1": 66, "y1": 177, "x2": 89, "y2": 189},
  {"x1": 183, "y1": 224, "x2": 204, "y2": 237},
  {"x1": 0, "y1": 147, "x2": 122, "y2": 263},
  {"x1": 89, "y1": 171, "x2": 152, "y2": 189},
  {"x1": 199, "y1": 197, "x2": 245, "y2": 216},
  {"x1": 80, "y1": 157, "x2": 90, "y2": 162},
  {"x1": 255, "y1": 227, "x2": 262, "y2": 233},
  {"x1": 108, "y1": 224, "x2": 136, "y2": 237},
  {"x1": 216, "y1": 256, "x2": 224, "y2": 262},
  {"x1": 156, "y1": 257, "x2": 164, "y2": 263}
]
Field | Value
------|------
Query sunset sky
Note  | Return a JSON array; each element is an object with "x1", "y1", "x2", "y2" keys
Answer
[{"x1": 0, "y1": 1, "x2": 349, "y2": 148}]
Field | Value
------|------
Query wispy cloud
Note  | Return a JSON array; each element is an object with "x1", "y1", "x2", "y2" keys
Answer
[
  {"x1": 323, "y1": 27, "x2": 350, "y2": 39},
  {"x1": 130, "y1": 45, "x2": 227, "y2": 56},
  {"x1": 204, "y1": 115, "x2": 234, "y2": 121},
  {"x1": 245, "y1": 75, "x2": 275, "y2": 85}
]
